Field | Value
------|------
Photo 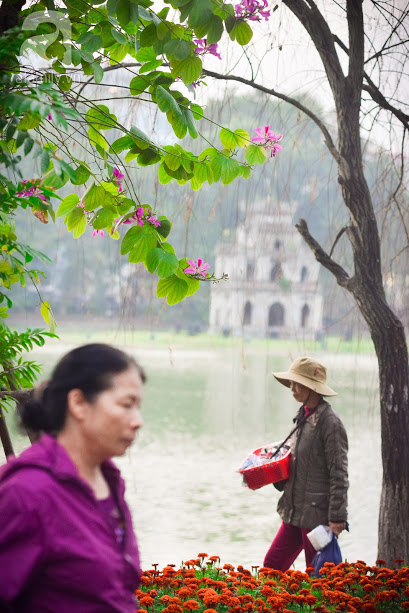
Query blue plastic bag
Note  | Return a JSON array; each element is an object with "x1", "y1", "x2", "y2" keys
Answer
[{"x1": 312, "y1": 532, "x2": 342, "y2": 577}]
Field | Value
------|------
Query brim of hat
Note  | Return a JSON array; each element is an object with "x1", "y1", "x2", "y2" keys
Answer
[{"x1": 272, "y1": 371, "x2": 337, "y2": 397}]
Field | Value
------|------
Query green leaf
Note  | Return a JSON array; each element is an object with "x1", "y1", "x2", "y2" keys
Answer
[
  {"x1": 146, "y1": 248, "x2": 179, "y2": 277},
  {"x1": 23, "y1": 137, "x2": 34, "y2": 155},
  {"x1": 83, "y1": 34, "x2": 103, "y2": 53},
  {"x1": 117, "y1": 0, "x2": 138, "y2": 27},
  {"x1": 66, "y1": 206, "x2": 85, "y2": 231},
  {"x1": 158, "y1": 163, "x2": 173, "y2": 184},
  {"x1": 70, "y1": 164, "x2": 91, "y2": 185},
  {"x1": 156, "y1": 275, "x2": 188, "y2": 305},
  {"x1": 128, "y1": 230, "x2": 158, "y2": 263},
  {"x1": 139, "y1": 22, "x2": 158, "y2": 47},
  {"x1": 92, "y1": 61, "x2": 104, "y2": 84},
  {"x1": 73, "y1": 215, "x2": 87, "y2": 238},
  {"x1": 58, "y1": 75, "x2": 73, "y2": 91},
  {"x1": 171, "y1": 56, "x2": 202, "y2": 85},
  {"x1": 230, "y1": 20, "x2": 253, "y2": 45},
  {"x1": 245, "y1": 144, "x2": 267, "y2": 165},
  {"x1": 190, "y1": 104, "x2": 204, "y2": 120},
  {"x1": 206, "y1": 14, "x2": 224, "y2": 44},
  {"x1": 155, "y1": 86, "x2": 182, "y2": 115},
  {"x1": 188, "y1": 0, "x2": 213, "y2": 28},
  {"x1": 92, "y1": 208, "x2": 115, "y2": 229},
  {"x1": 40, "y1": 301, "x2": 57, "y2": 333},
  {"x1": 164, "y1": 39, "x2": 191, "y2": 60},
  {"x1": 110, "y1": 135, "x2": 136, "y2": 153},
  {"x1": 220, "y1": 128, "x2": 249, "y2": 149},
  {"x1": 88, "y1": 127, "x2": 108, "y2": 150},
  {"x1": 121, "y1": 225, "x2": 143, "y2": 254},
  {"x1": 240, "y1": 165, "x2": 251, "y2": 179},
  {"x1": 111, "y1": 27, "x2": 127, "y2": 44},
  {"x1": 41, "y1": 151, "x2": 50, "y2": 174},
  {"x1": 84, "y1": 184, "x2": 106, "y2": 211},
  {"x1": 18, "y1": 112, "x2": 41, "y2": 130},
  {"x1": 211, "y1": 153, "x2": 240, "y2": 185},
  {"x1": 156, "y1": 216, "x2": 172, "y2": 239},
  {"x1": 86, "y1": 105, "x2": 117, "y2": 130},
  {"x1": 137, "y1": 148, "x2": 161, "y2": 166},
  {"x1": 185, "y1": 108, "x2": 198, "y2": 139},
  {"x1": 129, "y1": 75, "x2": 150, "y2": 95},
  {"x1": 56, "y1": 194, "x2": 80, "y2": 217},
  {"x1": 184, "y1": 275, "x2": 200, "y2": 297}
]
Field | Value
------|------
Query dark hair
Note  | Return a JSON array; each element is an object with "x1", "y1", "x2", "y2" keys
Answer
[{"x1": 21, "y1": 343, "x2": 146, "y2": 434}]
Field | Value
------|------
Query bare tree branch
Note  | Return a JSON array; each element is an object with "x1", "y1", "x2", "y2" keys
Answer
[
  {"x1": 329, "y1": 225, "x2": 348, "y2": 258},
  {"x1": 295, "y1": 219, "x2": 351, "y2": 288},
  {"x1": 201, "y1": 68, "x2": 341, "y2": 164}
]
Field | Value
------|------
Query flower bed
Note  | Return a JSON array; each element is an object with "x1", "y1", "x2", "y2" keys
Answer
[{"x1": 137, "y1": 554, "x2": 409, "y2": 613}]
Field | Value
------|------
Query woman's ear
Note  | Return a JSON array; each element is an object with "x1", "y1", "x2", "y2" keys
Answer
[{"x1": 66, "y1": 388, "x2": 88, "y2": 421}]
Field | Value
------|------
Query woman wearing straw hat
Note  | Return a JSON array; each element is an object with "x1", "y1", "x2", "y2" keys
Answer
[{"x1": 263, "y1": 357, "x2": 348, "y2": 571}]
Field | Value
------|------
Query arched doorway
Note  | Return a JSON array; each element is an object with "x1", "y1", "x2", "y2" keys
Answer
[
  {"x1": 301, "y1": 304, "x2": 310, "y2": 328},
  {"x1": 243, "y1": 301, "x2": 252, "y2": 325},
  {"x1": 268, "y1": 303, "x2": 285, "y2": 326}
]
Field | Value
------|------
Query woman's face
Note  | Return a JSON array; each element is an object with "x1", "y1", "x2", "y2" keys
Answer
[
  {"x1": 289, "y1": 380, "x2": 312, "y2": 404},
  {"x1": 77, "y1": 367, "x2": 144, "y2": 460}
]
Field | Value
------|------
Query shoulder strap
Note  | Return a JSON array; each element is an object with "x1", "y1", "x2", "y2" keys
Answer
[{"x1": 272, "y1": 411, "x2": 309, "y2": 458}]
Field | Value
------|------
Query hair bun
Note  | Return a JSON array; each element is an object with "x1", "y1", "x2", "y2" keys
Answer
[{"x1": 20, "y1": 398, "x2": 51, "y2": 432}]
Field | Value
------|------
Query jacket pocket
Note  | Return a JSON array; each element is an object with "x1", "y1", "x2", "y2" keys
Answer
[{"x1": 305, "y1": 492, "x2": 329, "y2": 510}]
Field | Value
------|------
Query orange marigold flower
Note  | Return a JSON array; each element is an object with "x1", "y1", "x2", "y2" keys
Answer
[
  {"x1": 203, "y1": 610, "x2": 218, "y2": 613},
  {"x1": 138, "y1": 610, "x2": 148, "y2": 613},
  {"x1": 223, "y1": 564, "x2": 235, "y2": 572},
  {"x1": 198, "y1": 553, "x2": 208, "y2": 558},
  {"x1": 177, "y1": 588, "x2": 194, "y2": 599},
  {"x1": 401, "y1": 603, "x2": 409, "y2": 609},
  {"x1": 183, "y1": 600, "x2": 200, "y2": 610},
  {"x1": 139, "y1": 596, "x2": 154, "y2": 607},
  {"x1": 209, "y1": 556, "x2": 220, "y2": 562}
]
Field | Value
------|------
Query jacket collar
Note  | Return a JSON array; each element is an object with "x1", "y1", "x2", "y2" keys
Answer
[{"x1": 0, "y1": 433, "x2": 122, "y2": 496}]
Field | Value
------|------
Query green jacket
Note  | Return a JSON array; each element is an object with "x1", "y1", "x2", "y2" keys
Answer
[{"x1": 277, "y1": 400, "x2": 348, "y2": 530}]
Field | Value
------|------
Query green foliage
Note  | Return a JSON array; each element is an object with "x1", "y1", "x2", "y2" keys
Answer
[
  {"x1": 0, "y1": 0, "x2": 275, "y2": 405},
  {"x1": 0, "y1": 325, "x2": 56, "y2": 411}
]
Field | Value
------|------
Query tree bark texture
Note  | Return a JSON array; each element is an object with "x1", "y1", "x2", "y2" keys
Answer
[{"x1": 283, "y1": 0, "x2": 409, "y2": 565}]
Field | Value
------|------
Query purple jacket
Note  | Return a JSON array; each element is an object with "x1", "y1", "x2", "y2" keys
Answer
[{"x1": 0, "y1": 434, "x2": 141, "y2": 612}]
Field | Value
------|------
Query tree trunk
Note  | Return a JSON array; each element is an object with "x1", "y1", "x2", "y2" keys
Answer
[{"x1": 283, "y1": 0, "x2": 409, "y2": 565}]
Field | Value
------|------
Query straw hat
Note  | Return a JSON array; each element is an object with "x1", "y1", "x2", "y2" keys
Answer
[{"x1": 272, "y1": 357, "x2": 337, "y2": 396}]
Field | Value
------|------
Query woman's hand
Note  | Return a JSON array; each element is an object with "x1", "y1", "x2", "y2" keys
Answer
[{"x1": 329, "y1": 521, "x2": 346, "y2": 536}]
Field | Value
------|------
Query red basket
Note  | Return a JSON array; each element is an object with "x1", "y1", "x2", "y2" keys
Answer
[{"x1": 238, "y1": 445, "x2": 291, "y2": 490}]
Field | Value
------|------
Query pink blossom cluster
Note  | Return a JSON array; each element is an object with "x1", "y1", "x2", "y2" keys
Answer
[
  {"x1": 184, "y1": 258, "x2": 210, "y2": 278},
  {"x1": 235, "y1": 0, "x2": 270, "y2": 21},
  {"x1": 16, "y1": 180, "x2": 47, "y2": 202},
  {"x1": 194, "y1": 38, "x2": 222, "y2": 60},
  {"x1": 252, "y1": 125, "x2": 283, "y2": 157},
  {"x1": 112, "y1": 167, "x2": 124, "y2": 193},
  {"x1": 121, "y1": 206, "x2": 160, "y2": 228}
]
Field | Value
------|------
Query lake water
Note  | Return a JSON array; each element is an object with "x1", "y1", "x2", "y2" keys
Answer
[{"x1": 2, "y1": 341, "x2": 382, "y2": 571}]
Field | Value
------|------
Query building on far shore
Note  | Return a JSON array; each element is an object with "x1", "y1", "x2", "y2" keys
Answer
[{"x1": 209, "y1": 201, "x2": 323, "y2": 338}]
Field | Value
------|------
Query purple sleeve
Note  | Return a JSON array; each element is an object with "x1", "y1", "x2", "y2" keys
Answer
[{"x1": 0, "y1": 482, "x2": 45, "y2": 606}]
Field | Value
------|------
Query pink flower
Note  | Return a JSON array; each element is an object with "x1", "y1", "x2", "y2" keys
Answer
[
  {"x1": 92, "y1": 229, "x2": 104, "y2": 237},
  {"x1": 194, "y1": 38, "x2": 222, "y2": 60},
  {"x1": 16, "y1": 181, "x2": 47, "y2": 202},
  {"x1": 184, "y1": 258, "x2": 210, "y2": 278},
  {"x1": 235, "y1": 0, "x2": 270, "y2": 21},
  {"x1": 252, "y1": 125, "x2": 283, "y2": 157},
  {"x1": 123, "y1": 206, "x2": 144, "y2": 226},
  {"x1": 147, "y1": 215, "x2": 161, "y2": 227},
  {"x1": 47, "y1": 111, "x2": 66, "y2": 121},
  {"x1": 112, "y1": 167, "x2": 124, "y2": 193}
]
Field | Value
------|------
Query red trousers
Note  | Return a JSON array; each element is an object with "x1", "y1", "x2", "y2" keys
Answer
[{"x1": 263, "y1": 521, "x2": 316, "y2": 571}]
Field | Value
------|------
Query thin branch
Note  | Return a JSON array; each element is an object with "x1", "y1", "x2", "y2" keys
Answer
[
  {"x1": 295, "y1": 219, "x2": 351, "y2": 288},
  {"x1": 329, "y1": 225, "x2": 348, "y2": 258},
  {"x1": 201, "y1": 68, "x2": 341, "y2": 164}
]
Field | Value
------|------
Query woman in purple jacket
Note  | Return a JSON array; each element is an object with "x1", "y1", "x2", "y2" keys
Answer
[{"x1": 0, "y1": 343, "x2": 145, "y2": 613}]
